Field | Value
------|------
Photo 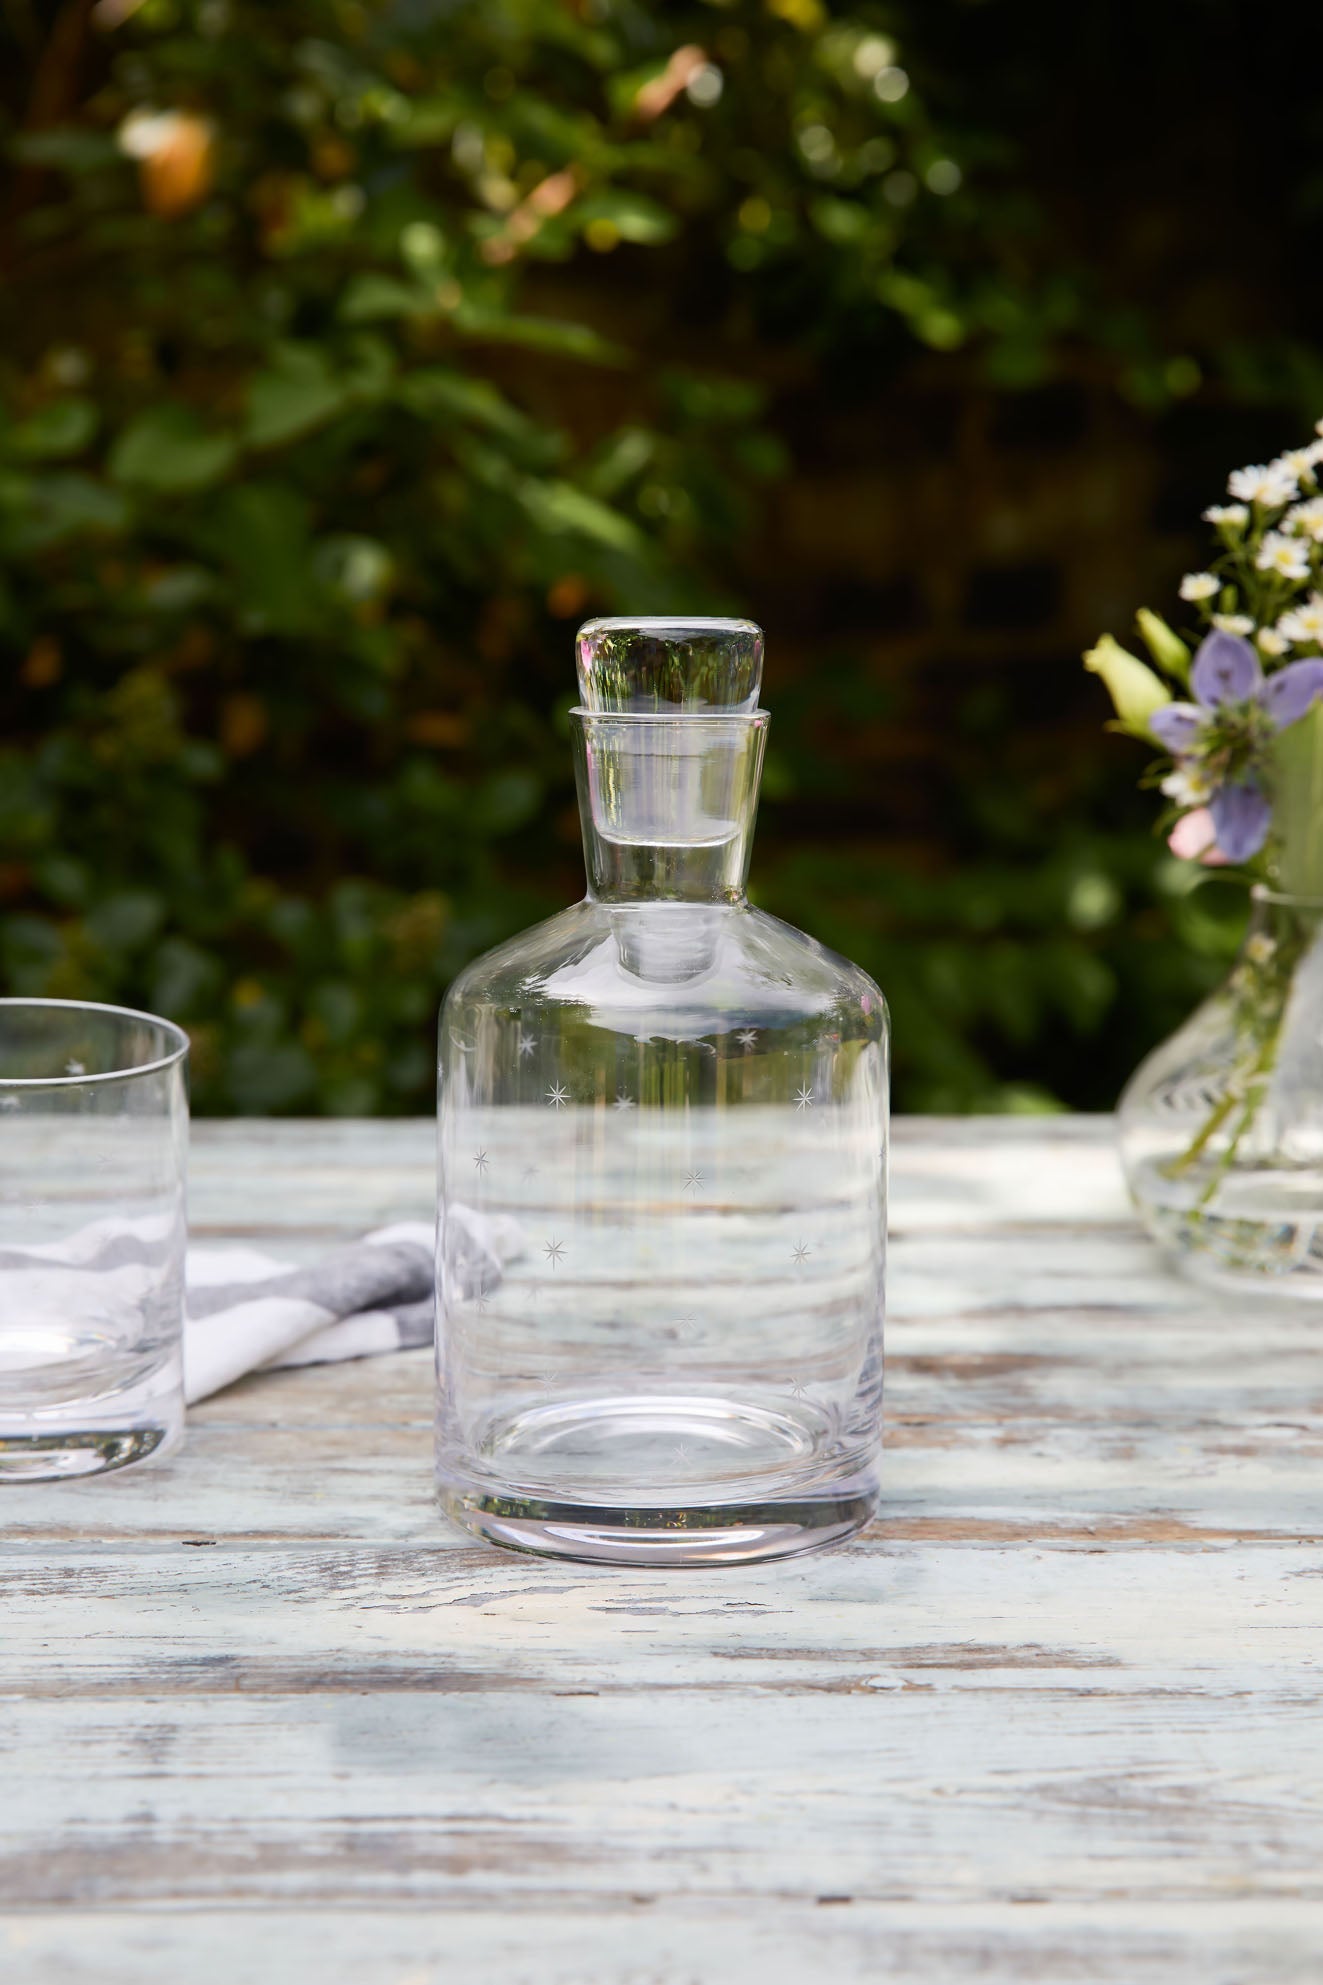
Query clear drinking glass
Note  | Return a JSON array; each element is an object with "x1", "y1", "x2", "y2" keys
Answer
[
  {"x1": 0, "y1": 999, "x2": 188, "y2": 1480},
  {"x1": 436, "y1": 618, "x2": 889, "y2": 1565}
]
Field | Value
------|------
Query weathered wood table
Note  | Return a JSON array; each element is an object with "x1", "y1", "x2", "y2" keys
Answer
[{"x1": 2, "y1": 1117, "x2": 1320, "y2": 1982}]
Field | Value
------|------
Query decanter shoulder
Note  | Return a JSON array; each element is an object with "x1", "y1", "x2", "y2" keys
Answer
[
  {"x1": 441, "y1": 903, "x2": 602, "y2": 1017},
  {"x1": 739, "y1": 907, "x2": 889, "y2": 1039}
]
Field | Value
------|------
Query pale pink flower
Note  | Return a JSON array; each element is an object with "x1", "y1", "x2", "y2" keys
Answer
[{"x1": 1168, "y1": 807, "x2": 1229, "y2": 865}]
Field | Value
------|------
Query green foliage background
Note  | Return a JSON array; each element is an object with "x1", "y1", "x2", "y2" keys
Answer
[{"x1": 3, "y1": 0, "x2": 1321, "y2": 1113}]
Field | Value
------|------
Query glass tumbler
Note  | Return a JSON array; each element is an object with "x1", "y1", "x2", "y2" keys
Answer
[{"x1": 0, "y1": 999, "x2": 188, "y2": 1480}]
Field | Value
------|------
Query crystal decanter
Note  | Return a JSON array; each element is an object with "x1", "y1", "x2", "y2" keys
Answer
[{"x1": 435, "y1": 617, "x2": 888, "y2": 1564}]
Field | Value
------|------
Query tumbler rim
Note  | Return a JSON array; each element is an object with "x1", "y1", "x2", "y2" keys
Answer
[{"x1": 0, "y1": 997, "x2": 190, "y2": 1088}]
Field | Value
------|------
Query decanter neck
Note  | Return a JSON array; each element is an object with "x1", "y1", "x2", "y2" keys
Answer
[{"x1": 571, "y1": 711, "x2": 768, "y2": 905}]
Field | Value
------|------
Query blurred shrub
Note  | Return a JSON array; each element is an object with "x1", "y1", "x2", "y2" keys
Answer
[{"x1": 0, "y1": 0, "x2": 1316, "y2": 1111}]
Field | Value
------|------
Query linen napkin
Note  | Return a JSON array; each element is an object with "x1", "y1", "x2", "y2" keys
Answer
[{"x1": 185, "y1": 1205, "x2": 522, "y2": 1403}]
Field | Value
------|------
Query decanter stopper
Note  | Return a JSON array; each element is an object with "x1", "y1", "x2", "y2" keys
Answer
[{"x1": 576, "y1": 616, "x2": 764, "y2": 713}]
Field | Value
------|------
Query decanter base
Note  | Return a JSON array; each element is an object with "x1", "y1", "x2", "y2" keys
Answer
[{"x1": 440, "y1": 1486, "x2": 877, "y2": 1565}]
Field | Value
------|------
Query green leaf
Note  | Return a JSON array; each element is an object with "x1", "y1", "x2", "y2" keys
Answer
[
  {"x1": 312, "y1": 535, "x2": 394, "y2": 603},
  {"x1": 397, "y1": 368, "x2": 539, "y2": 443},
  {"x1": 85, "y1": 890, "x2": 165, "y2": 954},
  {"x1": 575, "y1": 190, "x2": 678, "y2": 245},
  {"x1": 0, "y1": 471, "x2": 128, "y2": 553},
  {"x1": 472, "y1": 771, "x2": 543, "y2": 836},
  {"x1": 341, "y1": 335, "x2": 395, "y2": 404},
  {"x1": 454, "y1": 307, "x2": 628, "y2": 366},
  {"x1": 338, "y1": 273, "x2": 428, "y2": 323},
  {"x1": 109, "y1": 407, "x2": 237, "y2": 493},
  {"x1": 6, "y1": 400, "x2": 98, "y2": 462},
  {"x1": 1083, "y1": 634, "x2": 1172, "y2": 737},
  {"x1": 1272, "y1": 703, "x2": 1323, "y2": 897},
  {"x1": 520, "y1": 478, "x2": 647, "y2": 553},
  {"x1": 586, "y1": 427, "x2": 655, "y2": 497},
  {"x1": 387, "y1": 98, "x2": 461, "y2": 149},
  {"x1": 1135, "y1": 609, "x2": 1191, "y2": 684},
  {"x1": 245, "y1": 345, "x2": 349, "y2": 449},
  {"x1": 811, "y1": 196, "x2": 871, "y2": 245},
  {"x1": 226, "y1": 1041, "x2": 318, "y2": 1112},
  {"x1": 11, "y1": 129, "x2": 119, "y2": 174},
  {"x1": 196, "y1": 483, "x2": 313, "y2": 634}
]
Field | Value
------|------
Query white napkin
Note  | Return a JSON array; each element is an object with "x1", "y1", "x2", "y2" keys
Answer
[{"x1": 185, "y1": 1205, "x2": 521, "y2": 1404}]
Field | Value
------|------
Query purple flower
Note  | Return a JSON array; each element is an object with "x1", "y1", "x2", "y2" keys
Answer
[{"x1": 1150, "y1": 631, "x2": 1323, "y2": 862}]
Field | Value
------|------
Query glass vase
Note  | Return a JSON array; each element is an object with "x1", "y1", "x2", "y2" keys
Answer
[
  {"x1": 435, "y1": 617, "x2": 889, "y2": 1564},
  {"x1": 1119, "y1": 886, "x2": 1323, "y2": 1294}
]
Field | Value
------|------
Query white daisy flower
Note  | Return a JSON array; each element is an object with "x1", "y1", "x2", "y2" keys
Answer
[
  {"x1": 1257, "y1": 627, "x2": 1291, "y2": 657},
  {"x1": 1211, "y1": 613, "x2": 1254, "y2": 635},
  {"x1": 1285, "y1": 497, "x2": 1323, "y2": 543},
  {"x1": 1278, "y1": 593, "x2": 1323, "y2": 645},
  {"x1": 1255, "y1": 531, "x2": 1311, "y2": 580},
  {"x1": 1278, "y1": 441, "x2": 1323, "y2": 479},
  {"x1": 1161, "y1": 766, "x2": 1212, "y2": 807},
  {"x1": 1203, "y1": 503, "x2": 1249, "y2": 528},
  {"x1": 1178, "y1": 571, "x2": 1220, "y2": 601},
  {"x1": 1228, "y1": 462, "x2": 1299, "y2": 506}
]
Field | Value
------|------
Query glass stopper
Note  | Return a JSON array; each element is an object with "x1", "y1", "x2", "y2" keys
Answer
[{"x1": 576, "y1": 616, "x2": 764, "y2": 714}]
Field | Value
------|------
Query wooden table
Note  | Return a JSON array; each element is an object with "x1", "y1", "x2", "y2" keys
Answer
[{"x1": 3, "y1": 1117, "x2": 1320, "y2": 1982}]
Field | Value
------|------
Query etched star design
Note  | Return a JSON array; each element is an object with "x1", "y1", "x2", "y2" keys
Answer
[
  {"x1": 682, "y1": 1168, "x2": 705, "y2": 1194},
  {"x1": 736, "y1": 1028, "x2": 758, "y2": 1051},
  {"x1": 545, "y1": 1082, "x2": 570, "y2": 1109},
  {"x1": 673, "y1": 1440, "x2": 692, "y2": 1464},
  {"x1": 794, "y1": 1084, "x2": 815, "y2": 1111},
  {"x1": 516, "y1": 1032, "x2": 538, "y2": 1059},
  {"x1": 473, "y1": 1148, "x2": 490, "y2": 1174},
  {"x1": 791, "y1": 1241, "x2": 811, "y2": 1265},
  {"x1": 675, "y1": 1312, "x2": 699, "y2": 1342},
  {"x1": 789, "y1": 1376, "x2": 809, "y2": 1402},
  {"x1": 612, "y1": 1091, "x2": 636, "y2": 1111},
  {"x1": 64, "y1": 1058, "x2": 86, "y2": 1076},
  {"x1": 543, "y1": 1237, "x2": 566, "y2": 1270},
  {"x1": 521, "y1": 1163, "x2": 541, "y2": 1184},
  {"x1": 474, "y1": 1278, "x2": 491, "y2": 1314}
]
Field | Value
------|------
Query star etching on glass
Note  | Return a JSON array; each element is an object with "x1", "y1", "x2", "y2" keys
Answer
[
  {"x1": 789, "y1": 1375, "x2": 809, "y2": 1403},
  {"x1": 474, "y1": 1277, "x2": 491, "y2": 1314},
  {"x1": 473, "y1": 1148, "x2": 490, "y2": 1174},
  {"x1": 682, "y1": 1168, "x2": 705, "y2": 1194},
  {"x1": 612, "y1": 1090, "x2": 636, "y2": 1111},
  {"x1": 794, "y1": 1083, "x2": 815, "y2": 1111},
  {"x1": 791, "y1": 1240, "x2": 811, "y2": 1265},
  {"x1": 516, "y1": 1031, "x2": 538, "y2": 1060},
  {"x1": 542, "y1": 1237, "x2": 566, "y2": 1270},
  {"x1": 736, "y1": 1028, "x2": 758, "y2": 1051},
  {"x1": 545, "y1": 1081, "x2": 570, "y2": 1109}
]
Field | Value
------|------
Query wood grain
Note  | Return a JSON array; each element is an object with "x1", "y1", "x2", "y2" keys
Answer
[{"x1": 1, "y1": 1117, "x2": 1320, "y2": 1982}]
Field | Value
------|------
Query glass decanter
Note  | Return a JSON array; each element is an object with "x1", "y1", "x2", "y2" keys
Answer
[{"x1": 435, "y1": 617, "x2": 888, "y2": 1564}]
